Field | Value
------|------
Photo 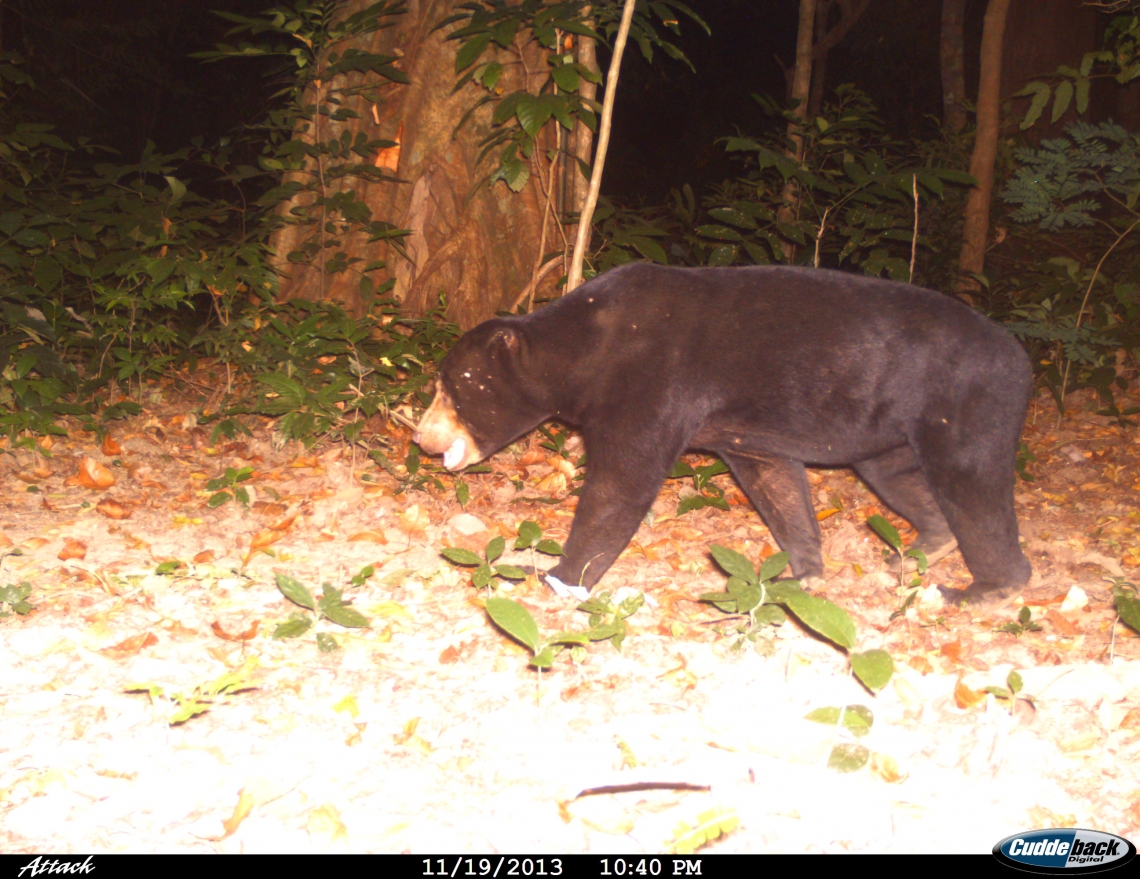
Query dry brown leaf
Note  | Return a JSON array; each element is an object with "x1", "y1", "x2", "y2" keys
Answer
[
  {"x1": 70, "y1": 457, "x2": 116, "y2": 490},
  {"x1": 954, "y1": 676, "x2": 986, "y2": 709},
  {"x1": 399, "y1": 504, "x2": 430, "y2": 534},
  {"x1": 249, "y1": 530, "x2": 282, "y2": 550},
  {"x1": 291, "y1": 456, "x2": 320, "y2": 469},
  {"x1": 96, "y1": 498, "x2": 131, "y2": 520},
  {"x1": 58, "y1": 538, "x2": 88, "y2": 561},
  {"x1": 870, "y1": 752, "x2": 904, "y2": 783},
  {"x1": 374, "y1": 120, "x2": 402, "y2": 172},
  {"x1": 193, "y1": 549, "x2": 216, "y2": 564},
  {"x1": 518, "y1": 447, "x2": 545, "y2": 466},
  {"x1": 0, "y1": 533, "x2": 12, "y2": 547},
  {"x1": 670, "y1": 526, "x2": 703, "y2": 541},
  {"x1": 816, "y1": 508, "x2": 841, "y2": 522},
  {"x1": 349, "y1": 530, "x2": 388, "y2": 544},
  {"x1": 253, "y1": 501, "x2": 288, "y2": 518},
  {"x1": 101, "y1": 433, "x2": 122, "y2": 455},
  {"x1": 221, "y1": 790, "x2": 255, "y2": 838},
  {"x1": 23, "y1": 536, "x2": 50, "y2": 550},
  {"x1": 1024, "y1": 593, "x2": 1067, "y2": 607},
  {"x1": 438, "y1": 645, "x2": 459, "y2": 664},
  {"x1": 1120, "y1": 707, "x2": 1140, "y2": 730},
  {"x1": 41, "y1": 495, "x2": 57, "y2": 512},
  {"x1": 907, "y1": 655, "x2": 934, "y2": 675},
  {"x1": 139, "y1": 479, "x2": 169, "y2": 491},
  {"x1": 1045, "y1": 608, "x2": 1082, "y2": 636},
  {"x1": 211, "y1": 620, "x2": 260, "y2": 642},
  {"x1": 101, "y1": 631, "x2": 158, "y2": 658},
  {"x1": 15, "y1": 472, "x2": 40, "y2": 484},
  {"x1": 37, "y1": 435, "x2": 54, "y2": 451},
  {"x1": 32, "y1": 464, "x2": 51, "y2": 479}
]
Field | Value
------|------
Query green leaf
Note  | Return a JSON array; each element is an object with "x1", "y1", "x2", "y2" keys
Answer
[
  {"x1": 456, "y1": 33, "x2": 491, "y2": 73},
  {"x1": 164, "y1": 175, "x2": 187, "y2": 202},
  {"x1": 442, "y1": 547, "x2": 483, "y2": 567},
  {"x1": 782, "y1": 592, "x2": 856, "y2": 649},
  {"x1": 207, "y1": 491, "x2": 232, "y2": 508},
  {"x1": 630, "y1": 235, "x2": 668, "y2": 264},
  {"x1": 805, "y1": 704, "x2": 874, "y2": 737},
  {"x1": 456, "y1": 481, "x2": 470, "y2": 506},
  {"x1": 754, "y1": 604, "x2": 786, "y2": 626},
  {"x1": 707, "y1": 207, "x2": 757, "y2": 230},
  {"x1": 551, "y1": 64, "x2": 579, "y2": 92},
  {"x1": 707, "y1": 244, "x2": 737, "y2": 266},
  {"x1": 850, "y1": 649, "x2": 894, "y2": 692},
  {"x1": 904, "y1": 547, "x2": 928, "y2": 574},
  {"x1": 1075, "y1": 77, "x2": 1090, "y2": 114},
  {"x1": 515, "y1": 520, "x2": 542, "y2": 549},
  {"x1": 481, "y1": 62, "x2": 502, "y2": 91},
  {"x1": 726, "y1": 577, "x2": 762, "y2": 614},
  {"x1": 486, "y1": 596, "x2": 541, "y2": 653},
  {"x1": 867, "y1": 514, "x2": 902, "y2": 551},
  {"x1": 32, "y1": 257, "x2": 62, "y2": 293},
  {"x1": 709, "y1": 544, "x2": 758, "y2": 584},
  {"x1": 276, "y1": 574, "x2": 315, "y2": 610},
  {"x1": 485, "y1": 535, "x2": 505, "y2": 564},
  {"x1": 273, "y1": 613, "x2": 313, "y2": 639},
  {"x1": 1051, "y1": 79, "x2": 1073, "y2": 124},
  {"x1": 535, "y1": 539, "x2": 563, "y2": 555},
  {"x1": 316, "y1": 632, "x2": 339, "y2": 653},
  {"x1": 676, "y1": 495, "x2": 710, "y2": 516},
  {"x1": 530, "y1": 645, "x2": 557, "y2": 668},
  {"x1": 695, "y1": 224, "x2": 743, "y2": 242},
  {"x1": 827, "y1": 743, "x2": 870, "y2": 772},
  {"x1": 1007, "y1": 670, "x2": 1024, "y2": 694},
  {"x1": 472, "y1": 563, "x2": 495, "y2": 589},
  {"x1": 493, "y1": 564, "x2": 528, "y2": 580},
  {"x1": 757, "y1": 552, "x2": 790, "y2": 582},
  {"x1": 1114, "y1": 586, "x2": 1140, "y2": 633},
  {"x1": 1017, "y1": 81, "x2": 1051, "y2": 129},
  {"x1": 322, "y1": 603, "x2": 369, "y2": 628}
]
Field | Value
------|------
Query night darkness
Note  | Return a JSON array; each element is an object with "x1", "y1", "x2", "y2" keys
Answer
[{"x1": 0, "y1": 0, "x2": 998, "y2": 202}]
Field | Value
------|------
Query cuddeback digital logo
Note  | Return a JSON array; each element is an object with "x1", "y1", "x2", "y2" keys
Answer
[{"x1": 993, "y1": 829, "x2": 1136, "y2": 874}]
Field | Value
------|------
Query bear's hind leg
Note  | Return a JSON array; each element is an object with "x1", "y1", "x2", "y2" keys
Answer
[
  {"x1": 720, "y1": 451, "x2": 823, "y2": 582},
  {"x1": 853, "y1": 444, "x2": 957, "y2": 568},
  {"x1": 914, "y1": 425, "x2": 1032, "y2": 608}
]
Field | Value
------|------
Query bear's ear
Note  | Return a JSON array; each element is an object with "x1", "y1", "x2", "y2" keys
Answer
[{"x1": 489, "y1": 326, "x2": 521, "y2": 355}]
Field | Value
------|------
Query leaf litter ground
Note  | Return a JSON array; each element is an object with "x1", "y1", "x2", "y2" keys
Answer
[{"x1": 1, "y1": 385, "x2": 1139, "y2": 853}]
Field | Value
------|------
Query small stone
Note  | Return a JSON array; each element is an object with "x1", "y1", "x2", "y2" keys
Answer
[{"x1": 448, "y1": 513, "x2": 487, "y2": 535}]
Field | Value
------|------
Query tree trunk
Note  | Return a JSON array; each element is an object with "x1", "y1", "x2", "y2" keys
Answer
[
  {"x1": 777, "y1": 0, "x2": 816, "y2": 262},
  {"x1": 956, "y1": 0, "x2": 1011, "y2": 302},
  {"x1": 270, "y1": 0, "x2": 549, "y2": 329},
  {"x1": 940, "y1": 0, "x2": 968, "y2": 131},
  {"x1": 571, "y1": 10, "x2": 598, "y2": 218},
  {"x1": 808, "y1": 0, "x2": 833, "y2": 117}
]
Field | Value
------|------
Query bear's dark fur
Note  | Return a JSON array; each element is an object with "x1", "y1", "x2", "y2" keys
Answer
[{"x1": 414, "y1": 264, "x2": 1033, "y2": 607}]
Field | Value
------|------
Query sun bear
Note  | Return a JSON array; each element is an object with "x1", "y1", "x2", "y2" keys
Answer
[{"x1": 414, "y1": 264, "x2": 1033, "y2": 608}]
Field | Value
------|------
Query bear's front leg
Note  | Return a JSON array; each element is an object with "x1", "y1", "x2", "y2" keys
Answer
[{"x1": 546, "y1": 429, "x2": 685, "y2": 597}]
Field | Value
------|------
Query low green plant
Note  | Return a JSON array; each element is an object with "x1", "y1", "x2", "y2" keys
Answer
[
  {"x1": 700, "y1": 545, "x2": 894, "y2": 694},
  {"x1": 866, "y1": 513, "x2": 929, "y2": 621},
  {"x1": 1110, "y1": 577, "x2": 1140, "y2": 635},
  {"x1": 575, "y1": 590, "x2": 644, "y2": 651},
  {"x1": 669, "y1": 458, "x2": 730, "y2": 515},
  {"x1": 441, "y1": 535, "x2": 528, "y2": 590},
  {"x1": 484, "y1": 596, "x2": 590, "y2": 669},
  {"x1": 998, "y1": 606, "x2": 1042, "y2": 637},
  {"x1": 983, "y1": 669, "x2": 1034, "y2": 715},
  {"x1": 206, "y1": 466, "x2": 254, "y2": 508},
  {"x1": 0, "y1": 581, "x2": 34, "y2": 617},
  {"x1": 665, "y1": 806, "x2": 740, "y2": 854},
  {"x1": 805, "y1": 703, "x2": 876, "y2": 772},
  {"x1": 127, "y1": 658, "x2": 259, "y2": 725},
  {"x1": 272, "y1": 573, "x2": 370, "y2": 652}
]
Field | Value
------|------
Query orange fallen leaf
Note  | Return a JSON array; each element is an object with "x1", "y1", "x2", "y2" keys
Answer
[
  {"x1": 37, "y1": 435, "x2": 54, "y2": 451},
  {"x1": 24, "y1": 536, "x2": 50, "y2": 550},
  {"x1": 907, "y1": 654, "x2": 934, "y2": 675},
  {"x1": 399, "y1": 504, "x2": 430, "y2": 534},
  {"x1": 249, "y1": 530, "x2": 282, "y2": 550},
  {"x1": 939, "y1": 639, "x2": 963, "y2": 663},
  {"x1": 15, "y1": 472, "x2": 40, "y2": 484},
  {"x1": 139, "y1": 479, "x2": 168, "y2": 491},
  {"x1": 518, "y1": 448, "x2": 545, "y2": 466},
  {"x1": 41, "y1": 495, "x2": 58, "y2": 512},
  {"x1": 69, "y1": 457, "x2": 115, "y2": 490},
  {"x1": 101, "y1": 433, "x2": 122, "y2": 455},
  {"x1": 193, "y1": 549, "x2": 216, "y2": 564},
  {"x1": 816, "y1": 508, "x2": 841, "y2": 521},
  {"x1": 374, "y1": 120, "x2": 403, "y2": 172},
  {"x1": 270, "y1": 515, "x2": 298, "y2": 532},
  {"x1": 58, "y1": 538, "x2": 88, "y2": 561},
  {"x1": 33, "y1": 464, "x2": 51, "y2": 479},
  {"x1": 1023, "y1": 593, "x2": 1067, "y2": 607},
  {"x1": 438, "y1": 645, "x2": 460, "y2": 664},
  {"x1": 1045, "y1": 608, "x2": 1082, "y2": 636},
  {"x1": 211, "y1": 620, "x2": 260, "y2": 642},
  {"x1": 954, "y1": 676, "x2": 986, "y2": 709},
  {"x1": 290, "y1": 456, "x2": 320, "y2": 469},
  {"x1": 253, "y1": 501, "x2": 288, "y2": 518},
  {"x1": 1120, "y1": 707, "x2": 1140, "y2": 730},
  {"x1": 349, "y1": 530, "x2": 388, "y2": 544},
  {"x1": 0, "y1": 533, "x2": 12, "y2": 547},
  {"x1": 96, "y1": 498, "x2": 131, "y2": 520},
  {"x1": 101, "y1": 631, "x2": 158, "y2": 658}
]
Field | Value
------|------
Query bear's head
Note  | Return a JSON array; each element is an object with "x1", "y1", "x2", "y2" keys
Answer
[{"x1": 413, "y1": 320, "x2": 548, "y2": 471}]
